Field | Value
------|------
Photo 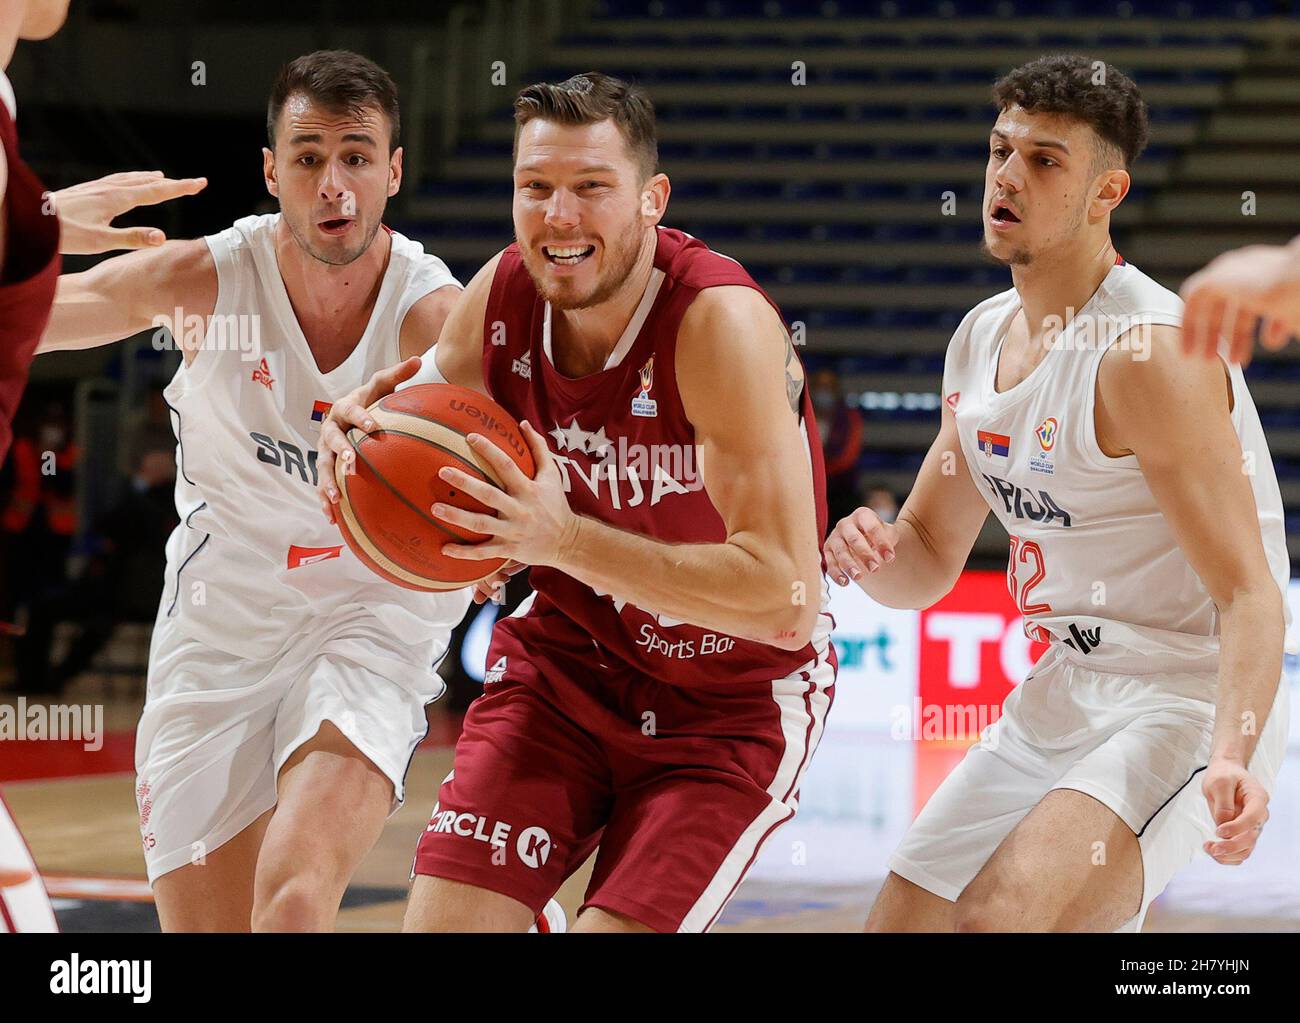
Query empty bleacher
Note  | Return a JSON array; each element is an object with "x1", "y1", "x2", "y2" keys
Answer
[{"x1": 402, "y1": 0, "x2": 1300, "y2": 567}]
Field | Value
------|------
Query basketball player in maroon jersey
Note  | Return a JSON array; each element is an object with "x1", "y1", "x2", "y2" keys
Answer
[
  {"x1": 1, "y1": 0, "x2": 204, "y2": 931},
  {"x1": 317, "y1": 72, "x2": 835, "y2": 932}
]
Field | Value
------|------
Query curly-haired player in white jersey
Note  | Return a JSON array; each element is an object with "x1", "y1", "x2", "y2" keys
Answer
[
  {"x1": 34, "y1": 49, "x2": 560, "y2": 933},
  {"x1": 826, "y1": 55, "x2": 1291, "y2": 932}
]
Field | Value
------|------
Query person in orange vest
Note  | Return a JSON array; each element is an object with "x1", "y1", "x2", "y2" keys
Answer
[{"x1": 1, "y1": 401, "x2": 78, "y2": 611}]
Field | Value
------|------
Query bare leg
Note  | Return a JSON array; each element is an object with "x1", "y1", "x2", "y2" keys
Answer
[
  {"x1": 153, "y1": 808, "x2": 272, "y2": 932},
  {"x1": 403, "y1": 875, "x2": 535, "y2": 932},
  {"x1": 250, "y1": 720, "x2": 394, "y2": 932},
  {"x1": 864, "y1": 871, "x2": 956, "y2": 932},
  {"x1": 954, "y1": 788, "x2": 1143, "y2": 932},
  {"x1": 572, "y1": 907, "x2": 655, "y2": 933}
]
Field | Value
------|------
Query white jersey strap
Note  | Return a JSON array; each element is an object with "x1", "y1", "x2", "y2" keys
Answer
[{"x1": 397, "y1": 344, "x2": 449, "y2": 390}]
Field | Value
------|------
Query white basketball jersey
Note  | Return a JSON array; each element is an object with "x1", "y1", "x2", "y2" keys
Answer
[
  {"x1": 943, "y1": 259, "x2": 1291, "y2": 675},
  {"x1": 160, "y1": 213, "x2": 472, "y2": 660}
]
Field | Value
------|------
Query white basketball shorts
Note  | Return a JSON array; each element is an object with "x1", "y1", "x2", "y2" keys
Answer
[
  {"x1": 134, "y1": 610, "x2": 449, "y2": 883},
  {"x1": 888, "y1": 645, "x2": 1289, "y2": 930}
]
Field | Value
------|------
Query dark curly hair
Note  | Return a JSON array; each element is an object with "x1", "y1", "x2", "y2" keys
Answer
[{"x1": 992, "y1": 54, "x2": 1149, "y2": 170}]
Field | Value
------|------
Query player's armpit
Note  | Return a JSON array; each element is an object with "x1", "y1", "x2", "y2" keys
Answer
[
  {"x1": 397, "y1": 283, "x2": 461, "y2": 361},
  {"x1": 399, "y1": 251, "x2": 504, "y2": 391},
  {"x1": 674, "y1": 285, "x2": 823, "y2": 646},
  {"x1": 39, "y1": 238, "x2": 216, "y2": 362}
]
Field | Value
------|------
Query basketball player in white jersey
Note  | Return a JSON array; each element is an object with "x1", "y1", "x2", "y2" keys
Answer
[
  {"x1": 825, "y1": 55, "x2": 1291, "y2": 931},
  {"x1": 34, "y1": 49, "x2": 517, "y2": 932}
]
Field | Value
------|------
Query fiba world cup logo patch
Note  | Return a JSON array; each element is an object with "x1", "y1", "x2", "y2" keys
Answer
[
  {"x1": 632, "y1": 355, "x2": 658, "y2": 417},
  {"x1": 1029, "y1": 416, "x2": 1058, "y2": 475}
]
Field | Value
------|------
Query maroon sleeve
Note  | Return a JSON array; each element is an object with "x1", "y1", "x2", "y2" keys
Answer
[{"x1": 0, "y1": 102, "x2": 62, "y2": 461}]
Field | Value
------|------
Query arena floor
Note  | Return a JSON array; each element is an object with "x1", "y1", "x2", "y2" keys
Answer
[{"x1": 3, "y1": 684, "x2": 1297, "y2": 933}]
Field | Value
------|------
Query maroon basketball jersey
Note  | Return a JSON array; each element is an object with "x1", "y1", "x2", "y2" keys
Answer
[
  {"x1": 0, "y1": 84, "x2": 61, "y2": 461},
  {"x1": 482, "y1": 227, "x2": 833, "y2": 687}
]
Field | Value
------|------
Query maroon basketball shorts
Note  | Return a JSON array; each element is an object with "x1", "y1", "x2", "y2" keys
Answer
[{"x1": 412, "y1": 603, "x2": 835, "y2": 932}]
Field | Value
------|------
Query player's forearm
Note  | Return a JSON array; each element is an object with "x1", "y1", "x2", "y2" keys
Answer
[
  {"x1": 853, "y1": 515, "x2": 959, "y2": 609},
  {"x1": 554, "y1": 514, "x2": 820, "y2": 650},
  {"x1": 1212, "y1": 585, "x2": 1285, "y2": 763},
  {"x1": 38, "y1": 272, "x2": 145, "y2": 352}
]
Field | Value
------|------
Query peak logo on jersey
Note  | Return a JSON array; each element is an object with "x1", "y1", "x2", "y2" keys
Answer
[
  {"x1": 287, "y1": 544, "x2": 342, "y2": 570},
  {"x1": 945, "y1": 392, "x2": 960, "y2": 412},
  {"x1": 980, "y1": 472, "x2": 1072, "y2": 527},
  {"x1": 1035, "y1": 417, "x2": 1058, "y2": 451},
  {"x1": 484, "y1": 656, "x2": 507, "y2": 685},
  {"x1": 631, "y1": 355, "x2": 658, "y2": 418},
  {"x1": 511, "y1": 351, "x2": 531, "y2": 380},
  {"x1": 977, "y1": 429, "x2": 1010, "y2": 458},
  {"x1": 310, "y1": 400, "x2": 332, "y2": 423},
  {"x1": 251, "y1": 357, "x2": 275, "y2": 391}
]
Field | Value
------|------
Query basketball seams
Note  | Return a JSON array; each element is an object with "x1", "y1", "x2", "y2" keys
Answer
[
  {"x1": 367, "y1": 406, "x2": 509, "y2": 488},
  {"x1": 334, "y1": 456, "x2": 489, "y2": 591},
  {"x1": 332, "y1": 385, "x2": 533, "y2": 591},
  {"x1": 345, "y1": 433, "x2": 472, "y2": 542}
]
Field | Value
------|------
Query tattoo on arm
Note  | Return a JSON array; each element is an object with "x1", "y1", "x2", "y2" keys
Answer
[{"x1": 783, "y1": 334, "x2": 801, "y2": 415}]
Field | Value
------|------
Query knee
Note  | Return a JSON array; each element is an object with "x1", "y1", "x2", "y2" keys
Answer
[
  {"x1": 251, "y1": 873, "x2": 336, "y2": 932},
  {"x1": 953, "y1": 885, "x2": 1021, "y2": 933}
]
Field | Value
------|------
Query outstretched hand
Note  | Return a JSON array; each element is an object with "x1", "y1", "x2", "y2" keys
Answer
[
  {"x1": 49, "y1": 170, "x2": 207, "y2": 255},
  {"x1": 1180, "y1": 240, "x2": 1300, "y2": 365}
]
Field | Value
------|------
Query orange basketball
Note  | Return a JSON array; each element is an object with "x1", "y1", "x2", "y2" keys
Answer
[{"x1": 333, "y1": 384, "x2": 536, "y2": 591}]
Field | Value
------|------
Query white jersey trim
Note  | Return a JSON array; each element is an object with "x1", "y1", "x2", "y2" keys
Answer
[{"x1": 541, "y1": 267, "x2": 666, "y2": 372}]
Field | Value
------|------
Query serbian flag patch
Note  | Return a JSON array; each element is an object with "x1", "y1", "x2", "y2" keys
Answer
[
  {"x1": 311, "y1": 400, "x2": 332, "y2": 423},
  {"x1": 977, "y1": 430, "x2": 1011, "y2": 457}
]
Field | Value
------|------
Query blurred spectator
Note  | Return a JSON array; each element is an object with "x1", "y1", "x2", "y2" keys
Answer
[
  {"x1": 14, "y1": 443, "x2": 177, "y2": 694},
  {"x1": 811, "y1": 368, "x2": 864, "y2": 533},
  {"x1": 1, "y1": 401, "x2": 78, "y2": 614},
  {"x1": 859, "y1": 482, "x2": 900, "y2": 524},
  {"x1": 123, "y1": 384, "x2": 176, "y2": 472}
]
